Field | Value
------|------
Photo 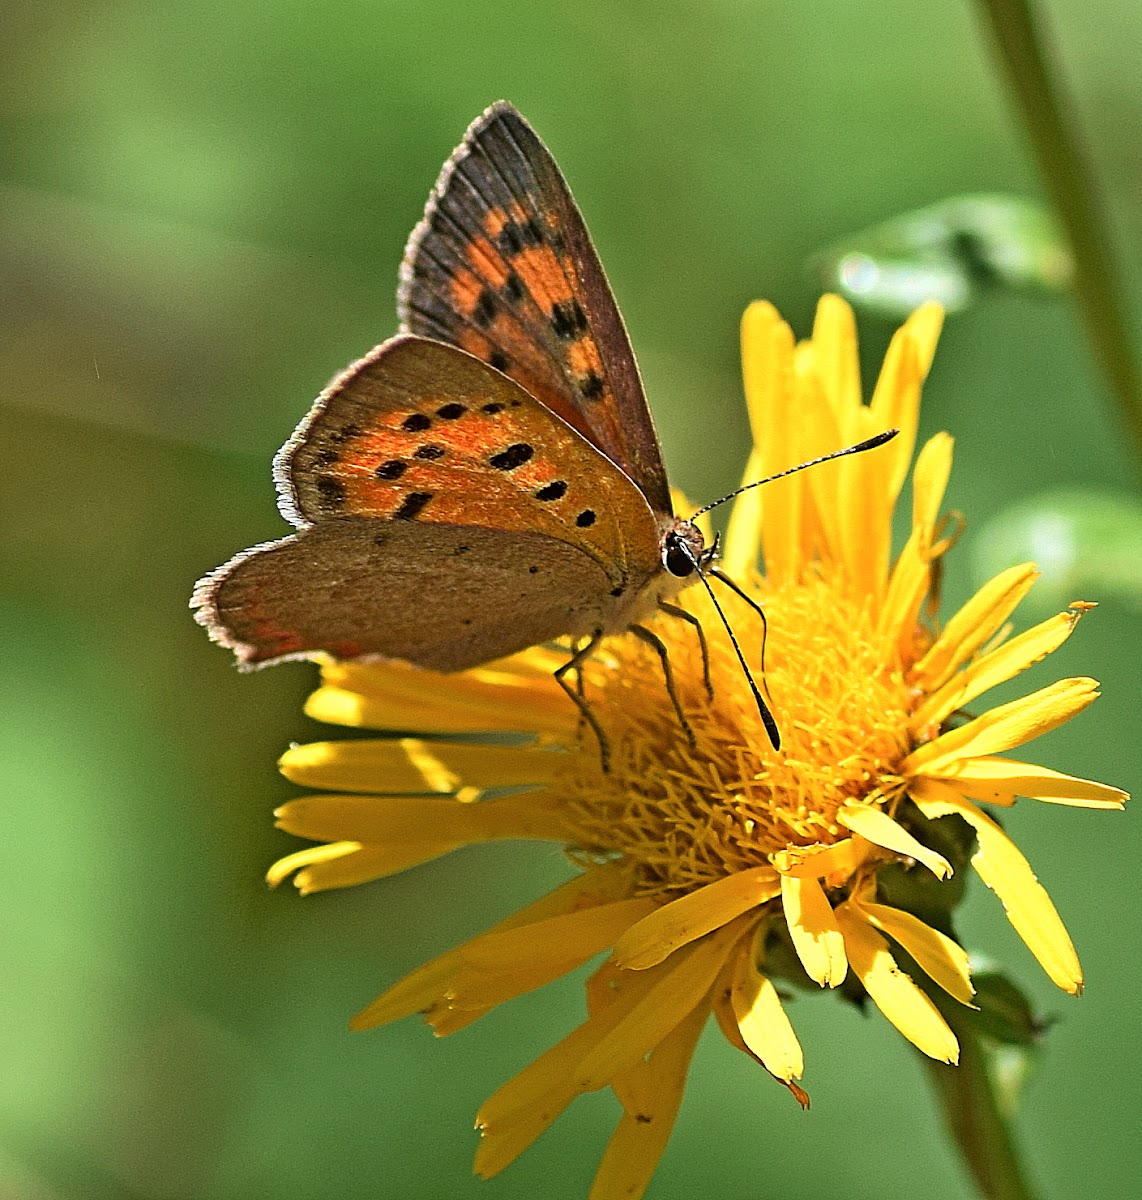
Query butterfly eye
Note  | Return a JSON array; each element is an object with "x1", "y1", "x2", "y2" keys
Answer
[
  {"x1": 663, "y1": 535, "x2": 697, "y2": 578},
  {"x1": 662, "y1": 523, "x2": 709, "y2": 578}
]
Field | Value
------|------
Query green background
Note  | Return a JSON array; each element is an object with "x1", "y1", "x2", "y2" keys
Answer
[{"x1": 3, "y1": 2, "x2": 1139, "y2": 1197}]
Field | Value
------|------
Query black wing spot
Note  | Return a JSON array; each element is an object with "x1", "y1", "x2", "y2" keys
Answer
[
  {"x1": 473, "y1": 287, "x2": 497, "y2": 328},
  {"x1": 528, "y1": 566, "x2": 539, "y2": 574},
  {"x1": 482, "y1": 400, "x2": 506, "y2": 414},
  {"x1": 375, "y1": 459, "x2": 407, "y2": 480},
  {"x1": 488, "y1": 351, "x2": 511, "y2": 373},
  {"x1": 502, "y1": 272, "x2": 525, "y2": 303},
  {"x1": 317, "y1": 476, "x2": 346, "y2": 509},
  {"x1": 401, "y1": 413, "x2": 432, "y2": 432},
  {"x1": 579, "y1": 371, "x2": 605, "y2": 399},
  {"x1": 393, "y1": 491, "x2": 433, "y2": 520},
  {"x1": 550, "y1": 299, "x2": 588, "y2": 340},
  {"x1": 576, "y1": 509, "x2": 597, "y2": 527},
  {"x1": 330, "y1": 423, "x2": 362, "y2": 444},
  {"x1": 497, "y1": 222, "x2": 523, "y2": 256},
  {"x1": 490, "y1": 442, "x2": 534, "y2": 471},
  {"x1": 453, "y1": 544, "x2": 470, "y2": 555},
  {"x1": 315, "y1": 448, "x2": 340, "y2": 466},
  {"x1": 535, "y1": 480, "x2": 567, "y2": 501},
  {"x1": 497, "y1": 218, "x2": 545, "y2": 253},
  {"x1": 436, "y1": 402, "x2": 467, "y2": 420},
  {"x1": 610, "y1": 586, "x2": 625, "y2": 597},
  {"x1": 414, "y1": 444, "x2": 445, "y2": 460}
]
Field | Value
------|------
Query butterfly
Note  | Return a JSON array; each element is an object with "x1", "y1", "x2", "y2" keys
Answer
[{"x1": 192, "y1": 101, "x2": 780, "y2": 753}]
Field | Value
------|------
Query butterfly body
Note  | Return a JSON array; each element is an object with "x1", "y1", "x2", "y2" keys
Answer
[{"x1": 193, "y1": 103, "x2": 711, "y2": 679}]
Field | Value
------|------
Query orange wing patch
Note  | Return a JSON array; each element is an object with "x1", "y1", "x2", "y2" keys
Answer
[
  {"x1": 282, "y1": 340, "x2": 654, "y2": 586},
  {"x1": 431, "y1": 203, "x2": 621, "y2": 451},
  {"x1": 314, "y1": 406, "x2": 574, "y2": 526}
]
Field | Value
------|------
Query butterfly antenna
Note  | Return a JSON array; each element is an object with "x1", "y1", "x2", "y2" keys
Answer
[
  {"x1": 690, "y1": 429, "x2": 898, "y2": 520},
  {"x1": 676, "y1": 539, "x2": 781, "y2": 750}
]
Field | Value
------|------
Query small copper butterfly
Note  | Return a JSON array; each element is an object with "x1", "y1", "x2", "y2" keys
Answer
[{"x1": 194, "y1": 103, "x2": 883, "y2": 751}]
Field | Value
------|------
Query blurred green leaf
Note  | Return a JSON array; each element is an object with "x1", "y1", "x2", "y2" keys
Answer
[
  {"x1": 971, "y1": 489, "x2": 1142, "y2": 614},
  {"x1": 970, "y1": 969, "x2": 1044, "y2": 1048},
  {"x1": 813, "y1": 194, "x2": 1071, "y2": 317},
  {"x1": 969, "y1": 969, "x2": 1046, "y2": 1119}
]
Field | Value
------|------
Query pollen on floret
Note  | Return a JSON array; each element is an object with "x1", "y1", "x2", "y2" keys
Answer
[{"x1": 555, "y1": 569, "x2": 914, "y2": 900}]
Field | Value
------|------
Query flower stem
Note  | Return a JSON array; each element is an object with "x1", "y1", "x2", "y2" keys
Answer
[
  {"x1": 975, "y1": 0, "x2": 1142, "y2": 464},
  {"x1": 918, "y1": 1000, "x2": 1041, "y2": 1200}
]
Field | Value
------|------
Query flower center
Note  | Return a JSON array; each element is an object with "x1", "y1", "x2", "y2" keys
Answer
[{"x1": 555, "y1": 571, "x2": 914, "y2": 900}]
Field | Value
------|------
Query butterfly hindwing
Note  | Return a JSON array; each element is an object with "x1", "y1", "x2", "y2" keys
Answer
[
  {"x1": 192, "y1": 520, "x2": 617, "y2": 671},
  {"x1": 398, "y1": 101, "x2": 672, "y2": 515},
  {"x1": 275, "y1": 335, "x2": 660, "y2": 590}
]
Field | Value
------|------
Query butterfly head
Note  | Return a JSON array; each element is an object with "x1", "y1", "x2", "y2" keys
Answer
[{"x1": 661, "y1": 520, "x2": 714, "y2": 579}]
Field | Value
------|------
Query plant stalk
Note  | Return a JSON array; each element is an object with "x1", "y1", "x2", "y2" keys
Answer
[
  {"x1": 976, "y1": 0, "x2": 1142, "y2": 464},
  {"x1": 919, "y1": 1000, "x2": 1041, "y2": 1200}
]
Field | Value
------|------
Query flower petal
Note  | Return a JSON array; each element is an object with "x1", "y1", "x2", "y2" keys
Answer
[
  {"x1": 910, "y1": 779, "x2": 1082, "y2": 994},
  {"x1": 857, "y1": 900, "x2": 975, "y2": 1006},
  {"x1": 922, "y1": 755, "x2": 1127, "y2": 810},
  {"x1": 474, "y1": 957, "x2": 678, "y2": 1178},
  {"x1": 911, "y1": 564, "x2": 1039, "y2": 692},
  {"x1": 737, "y1": 301, "x2": 802, "y2": 582},
  {"x1": 781, "y1": 874, "x2": 847, "y2": 987},
  {"x1": 729, "y1": 931, "x2": 804, "y2": 1082},
  {"x1": 722, "y1": 448, "x2": 767, "y2": 578},
  {"x1": 611, "y1": 865, "x2": 781, "y2": 970},
  {"x1": 770, "y1": 837, "x2": 865, "y2": 881},
  {"x1": 279, "y1": 737, "x2": 567, "y2": 793},
  {"x1": 869, "y1": 323, "x2": 921, "y2": 502},
  {"x1": 878, "y1": 433, "x2": 953, "y2": 652},
  {"x1": 901, "y1": 299, "x2": 944, "y2": 376},
  {"x1": 588, "y1": 1002, "x2": 709, "y2": 1200},
  {"x1": 838, "y1": 304, "x2": 942, "y2": 595},
  {"x1": 837, "y1": 802, "x2": 952, "y2": 878},
  {"x1": 274, "y1": 791, "x2": 572, "y2": 846},
  {"x1": 905, "y1": 678, "x2": 1101, "y2": 775},
  {"x1": 269, "y1": 838, "x2": 459, "y2": 892},
  {"x1": 834, "y1": 901, "x2": 959, "y2": 1062},
  {"x1": 811, "y1": 294, "x2": 862, "y2": 418},
  {"x1": 266, "y1": 841, "x2": 361, "y2": 887},
  {"x1": 871, "y1": 301, "x2": 942, "y2": 497},
  {"x1": 306, "y1": 654, "x2": 573, "y2": 738},
  {"x1": 447, "y1": 898, "x2": 657, "y2": 1010},
  {"x1": 913, "y1": 604, "x2": 1091, "y2": 732},
  {"x1": 352, "y1": 866, "x2": 633, "y2": 1031},
  {"x1": 573, "y1": 922, "x2": 741, "y2": 1093}
]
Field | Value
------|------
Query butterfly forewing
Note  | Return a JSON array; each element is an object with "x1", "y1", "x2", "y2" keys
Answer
[
  {"x1": 276, "y1": 336, "x2": 657, "y2": 587},
  {"x1": 398, "y1": 102, "x2": 672, "y2": 515}
]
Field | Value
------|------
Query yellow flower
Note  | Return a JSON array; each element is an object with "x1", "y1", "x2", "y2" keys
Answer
[{"x1": 269, "y1": 295, "x2": 1127, "y2": 1200}]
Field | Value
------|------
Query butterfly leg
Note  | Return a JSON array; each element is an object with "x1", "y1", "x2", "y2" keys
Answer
[
  {"x1": 710, "y1": 568, "x2": 771, "y2": 695},
  {"x1": 658, "y1": 601, "x2": 713, "y2": 699},
  {"x1": 554, "y1": 631, "x2": 611, "y2": 771},
  {"x1": 631, "y1": 624, "x2": 697, "y2": 749}
]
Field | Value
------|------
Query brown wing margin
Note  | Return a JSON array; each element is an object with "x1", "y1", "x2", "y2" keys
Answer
[{"x1": 397, "y1": 101, "x2": 672, "y2": 516}]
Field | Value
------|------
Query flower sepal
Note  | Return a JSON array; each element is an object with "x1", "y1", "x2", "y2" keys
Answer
[{"x1": 873, "y1": 800, "x2": 979, "y2": 936}]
